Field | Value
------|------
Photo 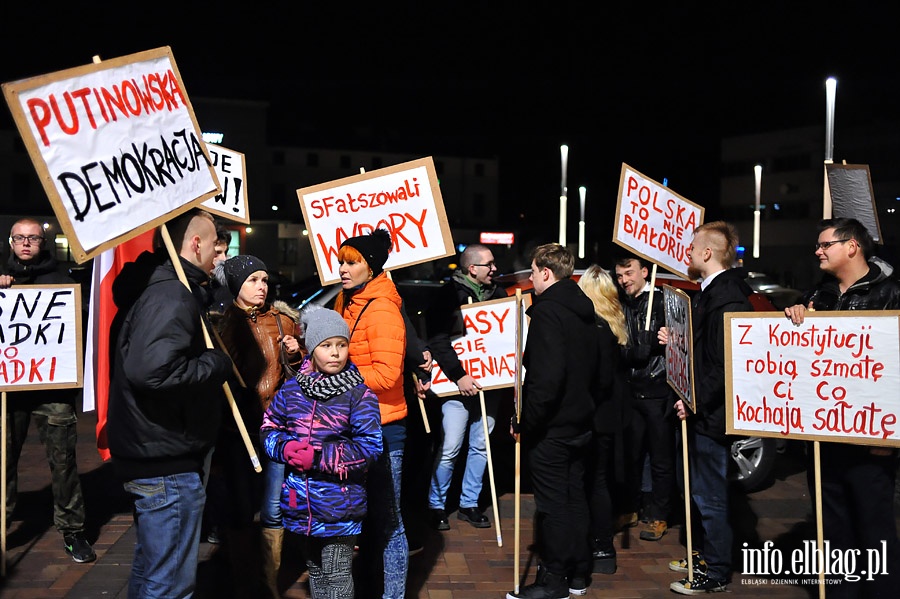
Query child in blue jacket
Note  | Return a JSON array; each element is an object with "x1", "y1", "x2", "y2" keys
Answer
[{"x1": 261, "y1": 304, "x2": 382, "y2": 598}]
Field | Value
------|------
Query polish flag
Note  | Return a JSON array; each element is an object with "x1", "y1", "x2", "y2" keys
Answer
[{"x1": 83, "y1": 230, "x2": 155, "y2": 460}]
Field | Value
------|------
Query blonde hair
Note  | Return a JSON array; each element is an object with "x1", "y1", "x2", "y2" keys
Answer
[{"x1": 578, "y1": 265, "x2": 628, "y2": 346}]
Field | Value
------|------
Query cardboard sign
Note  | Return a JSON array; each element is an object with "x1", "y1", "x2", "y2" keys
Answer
[
  {"x1": 202, "y1": 144, "x2": 249, "y2": 224},
  {"x1": 297, "y1": 157, "x2": 454, "y2": 285},
  {"x1": 1, "y1": 47, "x2": 220, "y2": 263},
  {"x1": 430, "y1": 295, "x2": 529, "y2": 397},
  {"x1": 663, "y1": 284, "x2": 695, "y2": 412},
  {"x1": 612, "y1": 163, "x2": 704, "y2": 279},
  {"x1": 0, "y1": 284, "x2": 83, "y2": 391},
  {"x1": 725, "y1": 311, "x2": 900, "y2": 448},
  {"x1": 826, "y1": 163, "x2": 882, "y2": 243}
]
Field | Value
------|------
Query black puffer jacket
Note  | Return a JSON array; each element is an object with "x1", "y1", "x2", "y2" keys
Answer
[
  {"x1": 520, "y1": 278, "x2": 598, "y2": 442},
  {"x1": 107, "y1": 256, "x2": 231, "y2": 480}
]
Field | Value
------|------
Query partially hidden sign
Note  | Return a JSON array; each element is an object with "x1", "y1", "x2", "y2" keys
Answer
[
  {"x1": 613, "y1": 163, "x2": 704, "y2": 279},
  {"x1": 297, "y1": 157, "x2": 455, "y2": 285},
  {"x1": 430, "y1": 295, "x2": 529, "y2": 397},
  {"x1": 1, "y1": 47, "x2": 220, "y2": 263},
  {"x1": 202, "y1": 144, "x2": 249, "y2": 224},
  {"x1": 0, "y1": 285, "x2": 83, "y2": 392},
  {"x1": 663, "y1": 284, "x2": 695, "y2": 413},
  {"x1": 726, "y1": 311, "x2": 900, "y2": 448}
]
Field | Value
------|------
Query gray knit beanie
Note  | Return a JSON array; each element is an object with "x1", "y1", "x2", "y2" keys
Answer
[{"x1": 301, "y1": 304, "x2": 350, "y2": 350}]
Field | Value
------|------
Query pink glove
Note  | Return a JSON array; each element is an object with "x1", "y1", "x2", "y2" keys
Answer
[{"x1": 283, "y1": 440, "x2": 315, "y2": 471}]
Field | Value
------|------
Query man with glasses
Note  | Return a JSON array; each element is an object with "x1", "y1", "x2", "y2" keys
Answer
[
  {"x1": 425, "y1": 243, "x2": 507, "y2": 530},
  {"x1": 1, "y1": 218, "x2": 96, "y2": 563},
  {"x1": 785, "y1": 217, "x2": 900, "y2": 597}
]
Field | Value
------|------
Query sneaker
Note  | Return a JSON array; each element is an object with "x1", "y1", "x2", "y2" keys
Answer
[
  {"x1": 670, "y1": 572, "x2": 727, "y2": 594},
  {"x1": 457, "y1": 506, "x2": 491, "y2": 529},
  {"x1": 639, "y1": 519, "x2": 667, "y2": 541},
  {"x1": 668, "y1": 551, "x2": 708, "y2": 575},
  {"x1": 615, "y1": 511, "x2": 638, "y2": 531},
  {"x1": 430, "y1": 508, "x2": 450, "y2": 531},
  {"x1": 506, "y1": 570, "x2": 570, "y2": 599},
  {"x1": 568, "y1": 574, "x2": 590, "y2": 595},
  {"x1": 205, "y1": 525, "x2": 221, "y2": 544},
  {"x1": 63, "y1": 533, "x2": 97, "y2": 563}
]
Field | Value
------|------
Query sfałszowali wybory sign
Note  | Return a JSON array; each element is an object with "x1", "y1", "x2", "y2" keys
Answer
[
  {"x1": 1, "y1": 47, "x2": 220, "y2": 263},
  {"x1": 297, "y1": 157, "x2": 454, "y2": 285}
]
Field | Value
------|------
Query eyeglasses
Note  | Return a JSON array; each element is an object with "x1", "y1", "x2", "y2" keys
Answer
[
  {"x1": 472, "y1": 262, "x2": 496, "y2": 269},
  {"x1": 814, "y1": 239, "x2": 850, "y2": 251},
  {"x1": 10, "y1": 235, "x2": 44, "y2": 245}
]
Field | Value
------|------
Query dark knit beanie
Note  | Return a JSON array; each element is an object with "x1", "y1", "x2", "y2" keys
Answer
[
  {"x1": 301, "y1": 304, "x2": 350, "y2": 350},
  {"x1": 214, "y1": 254, "x2": 268, "y2": 297},
  {"x1": 340, "y1": 228, "x2": 392, "y2": 276}
]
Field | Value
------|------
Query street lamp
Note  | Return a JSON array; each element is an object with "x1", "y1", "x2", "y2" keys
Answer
[
  {"x1": 578, "y1": 186, "x2": 586, "y2": 259},
  {"x1": 559, "y1": 144, "x2": 568, "y2": 247},
  {"x1": 753, "y1": 164, "x2": 762, "y2": 259}
]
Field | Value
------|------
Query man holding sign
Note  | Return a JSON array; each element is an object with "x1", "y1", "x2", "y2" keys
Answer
[
  {"x1": 2, "y1": 218, "x2": 95, "y2": 563},
  {"x1": 784, "y1": 217, "x2": 900, "y2": 597},
  {"x1": 670, "y1": 222, "x2": 752, "y2": 595},
  {"x1": 425, "y1": 243, "x2": 507, "y2": 531}
]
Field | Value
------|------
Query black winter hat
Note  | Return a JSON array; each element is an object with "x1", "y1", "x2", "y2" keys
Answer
[
  {"x1": 340, "y1": 229, "x2": 393, "y2": 276},
  {"x1": 214, "y1": 255, "x2": 268, "y2": 298}
]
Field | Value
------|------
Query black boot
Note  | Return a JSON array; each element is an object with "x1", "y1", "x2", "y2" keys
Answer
[
  {"x1": 592, "y1": 539, "x2": 617, "y2": 575},
  {"x1": 506, "y1": 566, "x2": 570, "y2": 599}
]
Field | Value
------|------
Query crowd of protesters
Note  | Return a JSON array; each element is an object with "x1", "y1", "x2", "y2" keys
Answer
[{"x1": 6, "y1": 216, "x2": 899, "y2": 599}]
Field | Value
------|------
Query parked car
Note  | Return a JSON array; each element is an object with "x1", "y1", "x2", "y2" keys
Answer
[
  {"x1": 494, "y1": 267, "x2": 780, "y2": 492},
  {"x1": 743, "y1": 271, "x2": 803, "y2": 310}
]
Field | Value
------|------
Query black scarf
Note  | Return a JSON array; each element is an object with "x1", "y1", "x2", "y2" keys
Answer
[{"x1": 296, "y1": 367, "x2": 364, "y2": 401}]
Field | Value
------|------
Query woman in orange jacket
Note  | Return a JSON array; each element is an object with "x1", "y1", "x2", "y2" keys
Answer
[{"x1": 333, "y1": 228, "x2": 408, "y2": 599}]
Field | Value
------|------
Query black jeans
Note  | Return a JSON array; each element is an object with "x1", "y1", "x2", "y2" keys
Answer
[
  {"x1": 630, "y1": 394, "x2": 676, "y2": 522},
  {"x1": 527, "y1": 431, "x2": 592, "y2": 578}
]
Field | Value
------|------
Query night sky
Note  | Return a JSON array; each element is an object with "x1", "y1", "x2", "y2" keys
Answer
[{"x1": 3, "y1": 5, "x2": 898, "y2": 246}]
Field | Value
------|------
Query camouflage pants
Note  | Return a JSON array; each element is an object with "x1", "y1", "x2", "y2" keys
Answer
[{"x1": 5, "y1": 400, "x2": 86, "y2": 534}]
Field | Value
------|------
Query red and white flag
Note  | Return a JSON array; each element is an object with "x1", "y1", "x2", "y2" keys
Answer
[{"x1": 83, "y1": 231, "x2": 155, "y2": 460}]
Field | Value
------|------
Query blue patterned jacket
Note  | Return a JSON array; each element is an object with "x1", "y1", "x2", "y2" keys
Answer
[{"x1": 261, "y1": 356, "x2": 382, "y2": 537}]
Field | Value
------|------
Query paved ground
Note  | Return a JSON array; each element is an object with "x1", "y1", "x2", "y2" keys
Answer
[{"x1": 0, "y1": 407, "x2": 851, "y2": 598}]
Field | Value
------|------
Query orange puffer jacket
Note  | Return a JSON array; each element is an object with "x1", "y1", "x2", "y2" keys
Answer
[
  {"x1": 218, "y1": 301, "x2": 302, "y2": 413},
  {"x1": 335, "y1": 273, "x2": 407, "y2": 424}
]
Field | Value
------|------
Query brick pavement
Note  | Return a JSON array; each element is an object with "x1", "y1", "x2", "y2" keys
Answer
[{"x1": 0, "y1": 407, "x2": 842, "y2": 598}]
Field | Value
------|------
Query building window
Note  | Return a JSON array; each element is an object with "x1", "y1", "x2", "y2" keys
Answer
[
  {"x1": 307, "y1": 152, "x2": 319, "y2": 167},
  {"x1": 340, "y1": 155, "x2": 351, "y2": 169},
  {"x1": 472, "y1": 192, "x2": 486, "y2": 218},
  {"x1": 474, "y1": 162, "x2": 485, "y2": 177}
]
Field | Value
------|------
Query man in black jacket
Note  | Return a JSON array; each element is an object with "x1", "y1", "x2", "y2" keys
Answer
[
  {"x1": 615, "y1": 255, "x2": 676, "y2": 542},
  {"x1": 669, "y1": 221, "x2": 753, "y2": 595},
  {"x1": 426, "y1": 244, "x2": 507, "y2": 530},
  {"x1": 507, "y1": 243, "x2": 598, "y2": 599},
  {"x1": 1, "y1": 217, "x2": 95, "y2": 563},
  {"x1": 785, "y1": 217, "x2": 900, "y2": 598},
  {"x1": 108, "y1": 209, "x2": 231, "y2": 598}
]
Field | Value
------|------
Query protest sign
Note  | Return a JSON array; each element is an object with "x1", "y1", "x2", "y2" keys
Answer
[
  {"x1": 612, "y1": 163, "x2": 704, "y2": 279},
  {"x1": 1, "y1": 47, "x2": 220, "y2": 263},
  {"x1": 297, "y1": 157, "x2": 454, "y2": 285},
  {"x1": 663, "y1": 284, "x2": 695, "y2": 412},
  {"x1": 0, "y1": 285, "x2": 83, "y2": 391},
  {"x1": 725, "y1": 311, "x2": 900, "y2": 448},
  {"x1": 826, "y1": 163, "x2": 882, "y2": 243},
  {"x1": 202, "y1": 144, "x2": 249, "y2": 224},
  {"x1": 431, "y1": 295, "x2": 529, "y2": 397}
]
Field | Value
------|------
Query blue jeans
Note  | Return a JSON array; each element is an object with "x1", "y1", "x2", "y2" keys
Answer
[
  {"x1": 688, "y1": 431, "x2": 732, "y2": 583},
  {"x1": 260, "y1": 453, "x2": 285, "y2": 529},
  {"x1": 428, "y1": 397, "x2": 495, "y2": 509},
  {"x1": 124, "y1": 473, "x2": 206, "y2": 599}
]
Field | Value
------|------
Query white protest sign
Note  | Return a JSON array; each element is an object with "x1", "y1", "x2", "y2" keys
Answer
[
  {"x1": 2, "y1": 47, "x2": 220, "y2": 263},
  {"x1": 0, "y1": 285, "x2": 83, "y2": 391},
  {"x1": 202, "y1": 144, "x2": 249, "y2": 224},
  {"x1": 663, "y1": 285, "x2": 695, "y2": 412},
  {"x1": 726, "y1": 311, "x2": 900, "y2": 448},
  {"x1": 431, "y1": 295, "x2": 528, "y2": 397},
  {"x1": 613, "y1": 163, "x2": 704, "y2": 279},
  {"x1": 297, "y1": 157, "x2": 454, "y2": 285}
]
